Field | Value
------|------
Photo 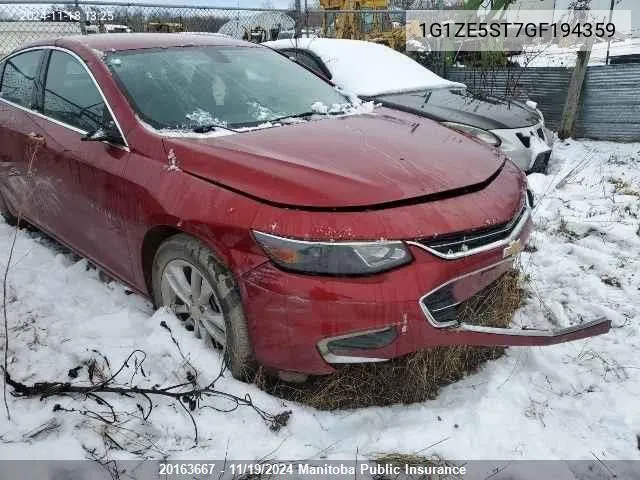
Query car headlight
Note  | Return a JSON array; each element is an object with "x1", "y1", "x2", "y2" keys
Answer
[
  {"x1": 442, "y1": 122, "x2": 502, "y2": 147},
  {"x1": 525, "y1": 100, "x2": 546, "y2": 125},
  {"x1": 253, "y1": 231, "x2": 412, "y2": 275}
]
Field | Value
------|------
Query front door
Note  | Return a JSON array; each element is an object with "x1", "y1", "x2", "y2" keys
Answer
[{"x1": 28, "y1": 49, "x2": 133, "y2": 281}]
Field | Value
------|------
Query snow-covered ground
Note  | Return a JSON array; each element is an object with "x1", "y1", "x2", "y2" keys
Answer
[{"x1": 0, "y1": 140, "x2": 638, "y2": 466}]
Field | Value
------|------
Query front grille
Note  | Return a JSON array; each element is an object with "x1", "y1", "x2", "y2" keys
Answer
[{"x1": 416, "y1": 205, "x2": 526, "y2": 257}]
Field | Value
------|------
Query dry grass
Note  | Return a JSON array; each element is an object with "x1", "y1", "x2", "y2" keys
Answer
[
  {"x1": 255, "y1": 270, "x2": 522, "y2": 410},
  {"x1": 608, "y1": 176, "x2": 640, "y2": 197}
]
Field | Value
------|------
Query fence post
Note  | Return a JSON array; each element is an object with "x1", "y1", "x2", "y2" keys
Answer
[
  {"x1": 558, "y1": 35, "x2": 594, "y2": 140},
  {"x1": 75, "y1": 0, "x2": 86, "y2": 35}
]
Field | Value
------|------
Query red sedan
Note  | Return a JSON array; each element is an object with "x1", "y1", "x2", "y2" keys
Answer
[{"x1": 0, "y1": 34, "x2": 609, "y2": 381}]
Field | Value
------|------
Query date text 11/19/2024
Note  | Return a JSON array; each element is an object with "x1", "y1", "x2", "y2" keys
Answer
[{"x1": 158, "y1": 462, "x2": 468, "y2": 477}]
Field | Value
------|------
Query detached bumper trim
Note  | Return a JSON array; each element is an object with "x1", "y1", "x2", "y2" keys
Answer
[{"x1": 456, "y1": 318, "x2": 612, "y2": 346}]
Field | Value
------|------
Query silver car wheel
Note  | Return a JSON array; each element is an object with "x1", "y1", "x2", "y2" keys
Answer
[{"x1": 160, "y1": 259, "x2": 226, "y2": 347}]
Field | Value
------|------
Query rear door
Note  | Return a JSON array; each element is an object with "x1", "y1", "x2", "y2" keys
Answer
[
  {"x1": 0, "y1": 49, "x2": 46, "y2": 221},
  {"x1": 27, "y1": 48, "x2": 133, "y2": 280}
]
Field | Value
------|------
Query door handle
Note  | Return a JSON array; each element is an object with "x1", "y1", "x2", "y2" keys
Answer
[{"x1": 27, "y1": 132, "x2": 46, "y2": 145}]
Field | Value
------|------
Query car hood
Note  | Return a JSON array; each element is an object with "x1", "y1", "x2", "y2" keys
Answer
[
  {"x1": 375, "y1": 89, "x2": 541, "y2": 130},
  {"x1": 162, "y1": 108, "x2": 507, "y2": 209}
]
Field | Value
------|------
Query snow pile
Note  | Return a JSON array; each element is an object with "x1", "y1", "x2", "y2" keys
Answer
[
  {"x1": 263, "y1": 38, "x2": 465, "y2": 97},
  {"x1": 0, "y1": 140, "x2": 638, "y2": 464},
  {"x1": 137, "y1": 99, "x2": 378, "y2": 139},
  {"x1": 184, "y1": 108, "x2": 227, "y2": 128},
  {"x1": 247, "y1": 101, "x2": 280, "y2": 121},
  {"x1": 513, "y1": 37, "x2": 640, "y2": 67},
  {"x1": 310, "y1": 101, "x2": 342, "y2": 114}
]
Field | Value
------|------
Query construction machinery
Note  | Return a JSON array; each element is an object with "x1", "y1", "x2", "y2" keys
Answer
[
  {"x1": 319, "y1": 0, "x2": 400, "y2": 49},
  {"x1": 242, "y1": 25, "x2": 284, "y2": 43},
  {"x1": 146, "y1": 22, "x2": 185, "y2": 33},
  {"x1": 319, "y1": 0, "x2": 421, "y2": 51}
]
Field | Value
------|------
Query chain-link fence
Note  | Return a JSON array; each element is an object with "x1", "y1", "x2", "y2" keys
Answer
[{"x1": 0, "y1": 1, "x2": 410, "y2": 58}]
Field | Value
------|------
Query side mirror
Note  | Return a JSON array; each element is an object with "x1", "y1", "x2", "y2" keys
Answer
[
  {"x1": 81, "y1": 128, "x2": 108, "y2": 142},
  {"x1": 81, "y1": 120, "x2": 123, "y2": 146}
]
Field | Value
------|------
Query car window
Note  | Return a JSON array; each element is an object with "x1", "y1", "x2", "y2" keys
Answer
[
  {"x1": 43, "y1": 50, "x2": 107, "y2": 132},
  {"x1": 281, "y1": 48, "x2": 330, "y2": 79},
  {"x1": 0, "y1": 50, "x2": 43, "y2": 108}
]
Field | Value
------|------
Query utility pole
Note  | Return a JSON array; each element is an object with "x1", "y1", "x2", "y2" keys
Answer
[
  {"x1": 435, "y1": 0, "x2": 444, "y2": 76},
  {"x1": 304, "y1": 0, "x2": 308, "y2": 34},
  {"x1": 76, "y1": 0, "x2": 87, "y2": 35},
  {"x1": 605, "y1": 0, "x2": 615, "y2": 65},
  {"x1": 295, "y1": 0, "x2": 302, "y2": 37}
]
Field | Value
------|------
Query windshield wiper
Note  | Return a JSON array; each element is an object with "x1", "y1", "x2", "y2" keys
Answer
[
  {"x1": 268, "y1": 110, "x2": 344, "y2": 124},
  {"x1": 192, "y1": 123, "x2": 238, "y2": 134}
]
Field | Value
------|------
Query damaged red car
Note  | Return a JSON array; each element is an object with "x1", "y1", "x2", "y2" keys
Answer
[{"x1": 0, "y1": 34, "x2": 610, "y2": 381}]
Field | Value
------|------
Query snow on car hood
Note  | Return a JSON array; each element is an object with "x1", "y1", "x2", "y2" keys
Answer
[
  {"x1": 162, "y1": 107, "x2": 507, "y2": 210},
  {"x1": 263, "y1": 38, "x2": 465, "y2": 97}
]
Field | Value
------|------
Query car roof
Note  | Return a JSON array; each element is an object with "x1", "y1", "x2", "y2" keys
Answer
[
  {"x1": 263, "y1": 38, "x2": 464, "y2": 96},
  {"x1": 20, "y1": 32, "x2": 252, "y2": 53}
]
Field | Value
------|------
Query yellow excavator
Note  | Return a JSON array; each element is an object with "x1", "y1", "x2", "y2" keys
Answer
[{"x1": 319, "y1": 0, "x2": 420, "y2": 51}]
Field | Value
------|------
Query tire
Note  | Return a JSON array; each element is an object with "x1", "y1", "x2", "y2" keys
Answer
[
  {"x1": 0, "y1": 192, "x2": 19, "y2": 226},
  {"x1": 151, "y1": 234, "x2": 256, "y2": 381}
]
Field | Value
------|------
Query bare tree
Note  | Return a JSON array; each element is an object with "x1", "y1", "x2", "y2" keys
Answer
[{"x1": 567, "y1": 0, "x2": 592, "y2": 10}]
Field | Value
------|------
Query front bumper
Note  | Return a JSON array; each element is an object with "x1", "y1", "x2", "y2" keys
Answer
[
  {"x1": 240, "y1": 209, "x2": 609, "y2": 375},
  {"x1": 491, "y1": 122, "x2": 552, "y2": 173}
]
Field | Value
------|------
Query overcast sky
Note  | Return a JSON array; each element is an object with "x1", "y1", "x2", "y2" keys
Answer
[{"x1": 130, "y1": 0, "x2": 637, "y2": 18}]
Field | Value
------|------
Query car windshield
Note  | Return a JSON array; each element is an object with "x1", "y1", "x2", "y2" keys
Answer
[{"x1": 105, "y1": 45, "x2": 350, "y2": 130}]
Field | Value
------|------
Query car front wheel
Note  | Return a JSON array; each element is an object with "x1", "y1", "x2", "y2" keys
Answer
[{"x1": 151, "y1": 234, "x2": 256, "y2": 381}]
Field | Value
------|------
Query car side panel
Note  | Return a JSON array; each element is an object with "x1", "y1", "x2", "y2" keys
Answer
[
  {"x1": 28, "y1": 114, "x2": 135, "y2": 281},
  {"x1": 120, "y1": 127, "x2": 271, "y2": 295}
]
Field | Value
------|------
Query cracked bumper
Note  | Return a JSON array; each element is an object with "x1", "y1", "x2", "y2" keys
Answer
[
  {"x1": 239, "y1": 215, "x2": 609, "y2": 375},
  {"x1": 491, "y1": 122, "x2": 552, "y2": 172}
]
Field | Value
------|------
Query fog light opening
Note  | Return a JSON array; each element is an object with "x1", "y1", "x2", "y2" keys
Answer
[{"x1": 326, "y1": 327, "x2": 397, "y2": 354}]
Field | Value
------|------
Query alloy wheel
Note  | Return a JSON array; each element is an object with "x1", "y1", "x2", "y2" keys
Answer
[{"x1": 160, "y1": 259, "x2": 226, "y2": 346}]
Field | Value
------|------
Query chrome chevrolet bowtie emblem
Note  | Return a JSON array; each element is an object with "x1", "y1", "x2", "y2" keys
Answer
[{"x1": 503, "y1": 238, "x2": 523, "y2": 258}]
